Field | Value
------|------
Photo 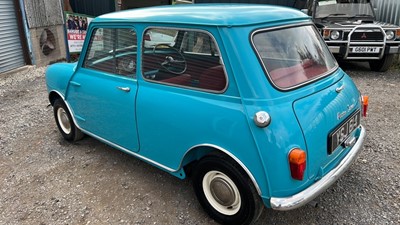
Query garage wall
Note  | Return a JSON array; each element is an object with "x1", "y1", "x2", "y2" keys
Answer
[
  {"x1": 24, "y1": 0, "x2": 66, "y2": 66},
  {"x1": 373, "y1": 0, "x2": 400, "y2": 26},
  {"x1": 0, "y1": 0, "x2": 26, "y2": 73}
]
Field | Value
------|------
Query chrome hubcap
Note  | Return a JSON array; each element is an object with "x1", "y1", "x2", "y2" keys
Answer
[
  {"x1": 57, "y1": 107, "x2": 71, "y2": 134},
  {"x1": 210, "y1": 177, "x2": 236, "y2": 206},
  {"x1": 203, "y1": 171, "x2": 241, "y2": 215}
]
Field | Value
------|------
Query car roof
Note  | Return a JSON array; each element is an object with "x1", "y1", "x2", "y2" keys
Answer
[{"x1": 94, "y1": 4, "x2": 309, "y2": 26}]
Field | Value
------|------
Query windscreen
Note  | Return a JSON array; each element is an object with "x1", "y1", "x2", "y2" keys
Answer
[
  {"x1": 252, "y1": 25, "x2": 337, "y2": 89},
  {"x1": 315, "y1": 0, "x2": 374, "y2": 18}
]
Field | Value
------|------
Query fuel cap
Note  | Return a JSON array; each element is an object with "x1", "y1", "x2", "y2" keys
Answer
[{"x1": 254, "y1": 111, "x2": 271, "y2": 128}]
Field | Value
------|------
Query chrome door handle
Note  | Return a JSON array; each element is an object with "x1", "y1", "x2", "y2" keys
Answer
[
  {"x1": 336, "y1": 85, "x2": 345, "y2": 93},
  {"x1": 117, "y1": 87, "x2": 130, "y2": 92}
]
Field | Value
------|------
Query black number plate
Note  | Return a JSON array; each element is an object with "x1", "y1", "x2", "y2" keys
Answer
[{"x1": 328, "y1": 110, "x2": 361, "y2": 154}]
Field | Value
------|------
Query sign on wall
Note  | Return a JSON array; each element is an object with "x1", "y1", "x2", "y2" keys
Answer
[{"x1": 65, "y1": 12, "x2": 94, "y2": 53}]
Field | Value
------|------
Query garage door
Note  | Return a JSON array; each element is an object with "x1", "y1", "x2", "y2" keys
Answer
[{"x1": 0, "y1": 0, "x2": 25, "y2": 73}]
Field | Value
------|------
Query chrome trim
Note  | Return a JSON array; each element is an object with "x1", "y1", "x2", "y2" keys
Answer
[
  {"x1": 76, "y1": 126, "x2": 178, "y2": 173},
  {"x1": 183, "y1": 143, "x2": 262, "y2": 195},
  {"x1": 117, "y1": 86, "x2": 131, "y2": 92},
  {"x1": 49, "y1": 91, "x2": 259, "y2": 187},
  {"x1": 328, "y1": 46, "x2": 340, "y2": 54},
  {"x1": 344, "y1": 136, "x2": 356, "y2": 148},
  {"x1": 254, "y1": 111, "x2": 271, "y2": 128},
  {"x1": 335, "y1": 85, "x2": 345, "y2": 93},
  {"x1": 344, "y1": 25, "x2": 386, "y2": 60},
  {"x1": 389, "y1": 46, "x2": 400, "y2": 54},
  {"x1": 270, "y1": 125, "x2": 365, "y2": 211}
]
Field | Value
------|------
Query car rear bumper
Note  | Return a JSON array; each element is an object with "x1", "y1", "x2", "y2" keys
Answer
[{"x1": 270, "y1": 125, "x2": 366, "y2": 211}]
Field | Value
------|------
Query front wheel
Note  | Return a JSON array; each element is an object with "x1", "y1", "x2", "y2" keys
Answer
[
  {"x1": 369, "y1": 54, "x2": 395, "y2": 72},
  {"x1": 53, "y1": 99, "x2": 84, "y2": 142},
  {"x1": 192, "y1": 156, "x2": 263, "y2": 225}
]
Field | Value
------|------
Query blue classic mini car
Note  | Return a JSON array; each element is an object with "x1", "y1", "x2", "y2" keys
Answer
[{"x1": 46, "y1": 4, "x2": 366, "y2": 225}]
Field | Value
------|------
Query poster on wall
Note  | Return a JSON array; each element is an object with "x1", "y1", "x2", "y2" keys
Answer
[{"x1": 64, "y1": 12, "x2": 94, "y2": 53}]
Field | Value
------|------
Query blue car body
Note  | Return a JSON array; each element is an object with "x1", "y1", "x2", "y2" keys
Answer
[{"x1": 46, "y1": 4, "x2": 365, "y2": 222}]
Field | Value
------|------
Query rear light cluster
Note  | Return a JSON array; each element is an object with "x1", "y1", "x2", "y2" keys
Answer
[
  {"x1": 288, "y1": 148, "x2": 306, "y2": 180},
  {"x1": 288, "y1": 95, "x2": 368, "y2": 181},
  {"x1": 362, "y1": 95, "x2": 369, "y2": 117}
]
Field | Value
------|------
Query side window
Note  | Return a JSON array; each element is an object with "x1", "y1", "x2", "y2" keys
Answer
[
  {"x1": 142, "y1": 28, "x2": 226, "y2": 92},
  {"x1": 83, "y1": 28, "x2": 137, "y2": 78},
  {"x1": 180, "y1": 31, "x2": 218, "y2": 56}
]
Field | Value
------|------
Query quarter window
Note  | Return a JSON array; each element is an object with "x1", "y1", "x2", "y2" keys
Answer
[
  {"x1": 83, "y1": 28, "x2": 137, "y2": 78},
  {"x1": 142, "y1": 28, "x2": 226, "y2": 92}
]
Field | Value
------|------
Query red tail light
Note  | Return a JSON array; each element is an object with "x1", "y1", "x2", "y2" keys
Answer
[
  {"x1": 289, "y1": 148, "x2": 306, "y2": 180},
  {"x1": 362, "y1": 95, "x2": 369, "y2": 117}
]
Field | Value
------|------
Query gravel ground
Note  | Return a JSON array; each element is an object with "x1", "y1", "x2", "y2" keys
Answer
[{"x1": 0, "y1": 62, "x2": 399, "y2": 225}]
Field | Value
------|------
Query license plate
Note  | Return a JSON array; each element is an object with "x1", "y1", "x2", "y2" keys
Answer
[
  {"x1": 351, "y1": 46, "x2": 379, "y2": 53},
  {"x1": 328, "y1": 110, "x2": 361, "y2": 154}
]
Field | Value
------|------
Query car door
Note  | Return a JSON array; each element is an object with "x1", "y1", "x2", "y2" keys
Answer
[{"x1": 66, "y1": 27, "x2": 140, "y2": 152}]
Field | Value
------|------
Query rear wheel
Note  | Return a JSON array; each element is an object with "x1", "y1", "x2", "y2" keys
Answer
[
  {"x1": 369, "y1": 54, "x2": 395, "y2": 72},
  {"x1": 53, "y1": 99, "x2": 84, "y2": 142},
  {"x1": 192, "y1": 155, "x2": 263, "y2": 225}
]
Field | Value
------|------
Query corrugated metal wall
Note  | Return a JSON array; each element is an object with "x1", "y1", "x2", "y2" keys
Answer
[
  {"x1": 373, "y1": 0, "x2": 400, "y2": 26},
  {"x1": 24, "y1": 0, "x2": 64, "y2": 28},
  {"x1": 0, "y1": 0, "x2": 25, "y2": 73}
]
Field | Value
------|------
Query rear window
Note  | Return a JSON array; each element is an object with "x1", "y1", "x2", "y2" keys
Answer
[{"x1": 252, "y1": 25, "x2": 337, "y2": 89}]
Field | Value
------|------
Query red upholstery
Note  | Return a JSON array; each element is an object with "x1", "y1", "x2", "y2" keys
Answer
[
  {"x1": 269, "y1": 61, "x2": 328, "y2": 88},
  {"x1": 161, "y1": 65, "x2": 226, "y2": 91},
  {"x1": 162, "y1": 74, "x2": 192, "y2": 86},
  {"x1": 198, "y1": 65, "x2": 226, "y2": 91}
]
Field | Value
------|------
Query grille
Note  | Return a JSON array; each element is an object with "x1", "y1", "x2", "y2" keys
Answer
[{"x1": 350, "y1": 31, "x2": 384, "y2": 41}]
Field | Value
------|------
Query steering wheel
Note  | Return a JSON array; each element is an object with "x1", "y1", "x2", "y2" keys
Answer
[{"x1": 153, "y1": 44, "x2": 187, "y2": 75}]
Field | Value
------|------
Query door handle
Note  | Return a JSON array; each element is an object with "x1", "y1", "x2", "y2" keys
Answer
[
  {"x1": 336, "y1": 85, "x2": 345, "y2": 93},
  {"x1": 117, "y1": 86, "x2": 130, "y2": 92},
  {"x1": 70, "y1": 81, "x2": 81, "y2": 87}
]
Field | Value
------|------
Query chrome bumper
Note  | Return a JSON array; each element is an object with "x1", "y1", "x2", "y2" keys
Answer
[
  {"x1": 329, "y1": 46, "x2": 400, "y2": 55},
  {"x1": 270, "y1": 125, "x2": 366, "y2": 211},
  {"x1": 389, "y1": 46, "x2": 400, "y2": 54}
]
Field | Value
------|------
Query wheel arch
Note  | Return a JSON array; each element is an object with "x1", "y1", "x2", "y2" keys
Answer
[
  {"x1": 49, "y1": 90, "x2": 64, "y2": 106},
  {"x1": 181, "y1": 144, "x2": 262, "y2": 195}
]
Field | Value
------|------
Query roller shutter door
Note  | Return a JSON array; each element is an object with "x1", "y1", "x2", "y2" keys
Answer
[{"x1": 0, "y1": 0, "x2": 25, "y2": 73}]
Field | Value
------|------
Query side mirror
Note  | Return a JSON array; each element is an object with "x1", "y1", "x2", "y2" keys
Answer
[{"x1": 301, "y1": 9, "x2": 309, "y2": 14}]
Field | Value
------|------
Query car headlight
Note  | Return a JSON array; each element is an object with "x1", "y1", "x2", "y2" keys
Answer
[
  {"x1": 385, "y1": 30, "x2": 395, "y2": 40},
  {"x1": 330, "y1": 30, "x2": 341, "y2": 40}
]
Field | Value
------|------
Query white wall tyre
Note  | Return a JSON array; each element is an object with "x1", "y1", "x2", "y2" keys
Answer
[
  {"x1": 53, "y1": 99, "x2": 84, "y2": 142},
  {"x1": 57, "y1": 107, "x2": 71, "y2": 134},
  {"x1": 202, "y1": 170, "x2": 242, "y2": 215},
  {"x1": 192, "y1": 155, "x2": 264, "y2": 225}
]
